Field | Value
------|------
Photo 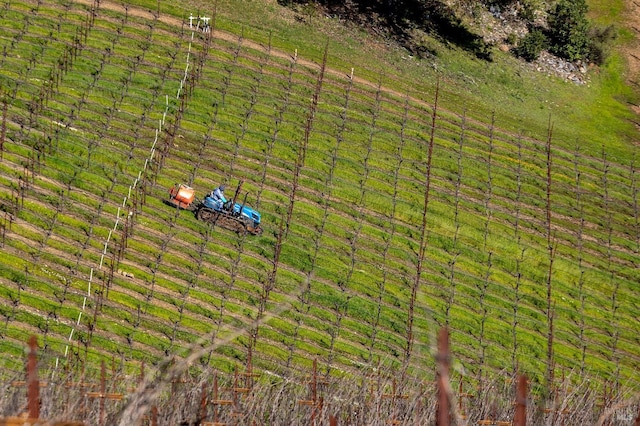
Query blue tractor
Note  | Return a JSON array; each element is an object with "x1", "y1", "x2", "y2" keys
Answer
[{"x1": 194, "y1": 180, "x2": 263, "y2": 235}]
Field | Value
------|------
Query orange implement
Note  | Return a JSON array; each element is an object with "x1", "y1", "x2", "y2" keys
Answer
[{"x1": 168, "y1": 184, "x2": 195, "y2": 209}]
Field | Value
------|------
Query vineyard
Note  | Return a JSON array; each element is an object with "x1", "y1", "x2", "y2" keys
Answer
[
  {"x1": 2, "y1": 331, "x2": 637, "y2": 425},
  {"x1": 0, "y1": 0, "x2": 639, "y2": 423}
]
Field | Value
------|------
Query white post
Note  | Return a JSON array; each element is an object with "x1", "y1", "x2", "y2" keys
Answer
[{"x1": 201, "y1": 16, "x2": 210, "y2": 32}]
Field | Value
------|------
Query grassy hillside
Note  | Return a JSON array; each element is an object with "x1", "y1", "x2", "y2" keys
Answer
[{"x1": 0, "y1": 0, "x2": 638, "y2": 406}]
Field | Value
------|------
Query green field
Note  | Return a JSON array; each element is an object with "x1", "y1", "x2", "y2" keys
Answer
[{"x1": 0, "y1": 0, "x2": 638, "y2": 407}]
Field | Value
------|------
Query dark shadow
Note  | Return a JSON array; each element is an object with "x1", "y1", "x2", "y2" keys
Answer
[
  {"x1": 278, "y1": 0, "x2": 493, "y2": 61},
  {"x1": 421, "y1": 2, "x2": 494, "y2": 61}
]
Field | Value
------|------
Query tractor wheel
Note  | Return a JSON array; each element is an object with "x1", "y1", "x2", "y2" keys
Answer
[
  {"x1": 232, "y1": 217, "x2": 247, "y2": 235},
  {"x1": 197, "y1": 208, "x2": 217, "y2": 223}
]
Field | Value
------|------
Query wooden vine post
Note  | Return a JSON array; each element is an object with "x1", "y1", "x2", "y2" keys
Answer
[
  {"x1": 27, "y1": 335, "x2": 40, "y2": 419},
  {"x1": 207, "y1": 352, "x2": 258, "y2": 426},
  {"x1": 0, "y1": 336, "x2": 85, "y2": 426},
  {"x1": 86, "y1": 361, "x2": 123, "y2": 426},
  {"x1": 513, "y1": 375, "x2": 528, "y2": 426},
  {"x1": 457, "y1": 378, "x2": 474, "y2": 420},
  {"x1": 298, "y1": 359, "x2": 326, "y2": 426},
  {"x1": 210, "y1": 372, "x2": 233, "y2": 425},
  {"x1": 199, "y1": 382, "x2": 208, "y2": 425},
  {"x1": 436, "y1": 327, "x2": 450, "y2": 426},
  {"x1": 208, "y1": 362, "x2": 255, "y2": 426},
  {"x1": 241, "y1": 347, "x2": 259, "y2": 396},
  {"x1": 381, "y1": 379, "x2": 407, "y2": 425},
  {"x1": 1, "y1": 336, "x2": 44, "y2": 424}
]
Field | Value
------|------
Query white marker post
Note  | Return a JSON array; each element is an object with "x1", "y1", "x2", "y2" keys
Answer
[{"x1": 200, "y1": 16, "x2": 210, "y2": 33}]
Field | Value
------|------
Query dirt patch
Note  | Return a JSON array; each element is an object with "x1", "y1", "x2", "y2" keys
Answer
[
  {"x1": 617, "y1": 0, "x2": 640, "y2": 128},
  {"x1": 621, "y1": 0, "x2": 640, "y2": 85}
]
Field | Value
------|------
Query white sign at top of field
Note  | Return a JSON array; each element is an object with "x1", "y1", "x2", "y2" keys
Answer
[{"x1": 188, "y1": 14, "x2": 211, "y2": 32}]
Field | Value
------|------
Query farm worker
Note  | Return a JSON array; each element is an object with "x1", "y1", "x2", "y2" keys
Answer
[{"x1": 211, "y1": 184, "x2": 227, "y2": 204}]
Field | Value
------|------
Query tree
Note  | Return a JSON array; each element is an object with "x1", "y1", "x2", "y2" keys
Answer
[{"x1": 547, "y1": 0, "x2": 589, "y2": 61}]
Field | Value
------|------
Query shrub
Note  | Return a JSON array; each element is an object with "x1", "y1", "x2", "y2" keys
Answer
[
  {"x1": 547, "y1": 0, "x2": 590, "y2": 61},
  {"x1": 515, "y1": 29, "x2": 548, "y2": 62}
]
